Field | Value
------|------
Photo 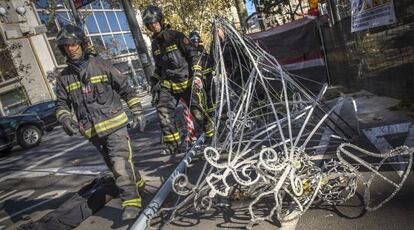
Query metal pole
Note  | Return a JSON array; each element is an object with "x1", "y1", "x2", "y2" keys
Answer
[
  {"x1": 120, "y1": 0, "x2": 153, "y2": 83},
  {"x1": 130, "y1": 135, "x2": 205, "y2": 230},
  {"x1": 66, "y1": 0, "x2": 83, "y2": 27}
]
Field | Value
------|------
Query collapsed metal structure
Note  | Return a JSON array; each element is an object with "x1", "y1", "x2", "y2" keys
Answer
[{"x1": 133, "y1": 18, "x2": 413, "y2": 229}]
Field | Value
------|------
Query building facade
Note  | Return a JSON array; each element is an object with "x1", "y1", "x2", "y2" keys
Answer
[{"x1": 0, "y1": 0, "x2": 148, "y2": 116}]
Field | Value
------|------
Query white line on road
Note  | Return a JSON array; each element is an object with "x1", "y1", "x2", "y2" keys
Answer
[
  {"x1": 0, "y1": 165, "x2": 108, "y2": 180},
  {"x1": 0, "y1": 141, "x2": 89, "y2": 183}
]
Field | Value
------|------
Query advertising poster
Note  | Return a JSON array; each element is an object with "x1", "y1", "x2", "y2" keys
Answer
[{"x1": 351, "y1": 0, "x2": 397, "y2": 32}]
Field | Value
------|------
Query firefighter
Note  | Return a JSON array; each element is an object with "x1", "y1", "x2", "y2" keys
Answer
[
  {"x1": 188, "y1": 31, "x2": 215, "y2": 117},
  {"x1": 143, "y1": 5, "x2": 214, "y2": 155},
  {"x1": 55, "y1": 24, "x2": 145, "y2": 220}
]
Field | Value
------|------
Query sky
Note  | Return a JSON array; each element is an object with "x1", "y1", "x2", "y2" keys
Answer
[{"x1": 245, "y1": 0, "x2": 256, "y2": 15}]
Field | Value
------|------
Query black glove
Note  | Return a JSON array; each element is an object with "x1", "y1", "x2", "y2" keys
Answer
[
  {"x1": 60, "y1": 117, "x2": 78, "y2": 136},
  {"x1": 132, "y1": 113, "x2": 146, "y2": 132}
]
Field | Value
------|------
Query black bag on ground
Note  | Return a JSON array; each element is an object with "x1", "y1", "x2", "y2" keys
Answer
[{"x1": 18, "y1": 176, "x2": 119, "y2": 230}]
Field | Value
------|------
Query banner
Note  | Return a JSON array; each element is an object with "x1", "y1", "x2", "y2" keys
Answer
[
  {"x1": 73, "y1": 0, "x2": 96, "y2": 9},
  {"x1": 351, "y1": 0, "x2": 397, "y2": 32}
]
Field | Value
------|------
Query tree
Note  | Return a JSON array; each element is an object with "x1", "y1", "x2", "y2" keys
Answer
[
  {"x1": 129, "y1": 0, "x2": 237, "y2": 42},
  {"x1": 253, "y1": 0, "x2": 308, "y2": 27}
]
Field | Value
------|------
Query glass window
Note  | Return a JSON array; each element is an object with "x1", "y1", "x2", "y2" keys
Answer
[
  {"x1": 94, "y1": 12, "x2": 110, "y2": 33},
  {"x1": 48, "y1": 39, "x2": 66, "y2": 65},
  {"x1": 91, "y1": 0, "x2": 102, "y2": 9},
  {"x1": 105, "y1": 12, "x2": 120, "y2": 32},
  {"x1": 102, "y1": 0, "x2": 121, "y2": 9},
  {"x1": 102, "y1": 35, "x2": 116, "y2": 55},
  {"x1": 0, "y1": 50, "x2": 18, "y2": 82},
  {"x1": 0, "y1": 88, "x2": 29, "y2": 116},
  {"x1": 85, "y1": 14, "x2": 99, "y2": 34},
  {"x1": 91, "y1": 35, "x2": 106, "y2": 53},
  {"x1": 38, "y1": 12, "x2": 59, "y2": 37},
  {"x1": 56, "y1": 12, "x2": 70, "y2": 28},
  {"x1": 116, "y1": 12, "x2": 129, "y2": 31},
  {"x1": 34, "y1": 0, "x2": 48, "y2": 9},
  {"x1": 124, "y1": 33, "x2": 136, "y2": 53},
  {"x1": 114, "y1": 34, "x2": 128, "y2": 54}
]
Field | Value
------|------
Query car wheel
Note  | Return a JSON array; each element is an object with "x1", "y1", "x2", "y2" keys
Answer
[{"x1": 18, "y1": 125, "x2": 42, "y2": 149}]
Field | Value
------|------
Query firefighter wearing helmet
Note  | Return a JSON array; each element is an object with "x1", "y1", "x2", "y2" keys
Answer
[
  {"x1": 143, "y1": 5, "x2": 215, "y2": 155},
  {"x1": 55, "y1": 24, "x2": 146, "y2": 220}
]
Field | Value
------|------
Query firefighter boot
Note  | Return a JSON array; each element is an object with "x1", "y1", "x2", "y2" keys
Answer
[{"x1": 122, "y1": 206, "x2": 141, "y2": 221}]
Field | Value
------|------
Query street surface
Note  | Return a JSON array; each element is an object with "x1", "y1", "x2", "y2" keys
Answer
[{"x1": 0, "y1": 90, "x2": 413, "y2": 230}]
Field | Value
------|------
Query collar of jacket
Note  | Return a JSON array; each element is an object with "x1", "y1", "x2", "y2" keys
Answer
[{"x1": 67, "y1": 54, "x2": 90, "y2": 73}]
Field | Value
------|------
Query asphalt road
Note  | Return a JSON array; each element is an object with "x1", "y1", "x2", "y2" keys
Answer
[{"x1": 0, "y1": 91, "x2": 413, "y2": 230}]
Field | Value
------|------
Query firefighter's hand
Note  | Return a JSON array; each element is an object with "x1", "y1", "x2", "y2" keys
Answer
[
  {"x1": 132, "y1": 113, "x2": 146, "y2": 132},
  {"x1": 60, "y1": 117, "x2": 78, "y2": 136}
]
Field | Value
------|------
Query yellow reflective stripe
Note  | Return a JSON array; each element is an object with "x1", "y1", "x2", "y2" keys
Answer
[
  {"x1": 161, "y1": 80, "x2": 171, "y2": 88},
  {"x1": 90, "y1": 75, "x2": 108, "y2": 84},
  {"x1": 163, "y1": 132, "x2": 180, "y2": 142},
  {"x1": 84, "y1": 113, "x2": 128, "y2": 138},
  {"x1": 162, "y1": 80, "x2": 191, "y2": 91},
  {"x1": 202, "y1": 67, "x2": 213, "y2": 74},
  {"x1": 154, "y1": 49, "x2": 161, "y2": 55},
  {"x1": 165, "y1": 44, "x2": 178, "y2": 52},
  {"x1": 193, "y1": 65, "x2": 202, "y2": 71},
  {"x1": 65, "y1": 82, "x2": 81, "y2": 92},
  {"x1": 205, "y1": 129, "x2": 214, "y2": 137},
  {"x1": 122, "y1": 198, "x2": 141, "y2": 208},
  {"x1": 127, "y1": 98, "x2": 141, "y2": 107},
  {"x1": 136, "y1": 178, "x2": 145, "y2": 189},
  {"x1": 56, "y1": 109, "x2": 71, "y2": 119},
  {"x1": 207, "y1": 107, "x2": 215, "y2": 113}
]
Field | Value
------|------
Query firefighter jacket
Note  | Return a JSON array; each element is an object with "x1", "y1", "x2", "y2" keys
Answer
[
  {"x1": 55, "y1": 56, "x2": 143, "y2": 139},
  {"x1": 150, "y1": 28, "x2": 201, "y2": 93}
]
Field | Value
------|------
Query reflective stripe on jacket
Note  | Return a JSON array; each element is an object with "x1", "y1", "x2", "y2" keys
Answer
[
  {"x1": 56, "y1": 56, "x2": 142, "y2": 138},
  {"x1": 150, "y1": 28, "x2": 201, "y2": 93}
]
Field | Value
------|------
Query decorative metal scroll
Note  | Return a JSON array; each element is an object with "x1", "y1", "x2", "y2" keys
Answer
[{"x1": 155, "y1": 18, "x2": 413, "y2": 229}]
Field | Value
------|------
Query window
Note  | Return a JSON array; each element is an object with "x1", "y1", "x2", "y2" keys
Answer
[
  {"x1": 91, "y1": 0, "x2": 102, "y2": 9},
  {"x1": 114, "y1": 34, "x2": 128, "y2": 54},
  {"x1": 91, "y1": 35, "x2": 106, "y2": 53},
  {"x1": 0, "y1": 88, "x2": 29, "y2": 116},
  {"x1": 124, "y1": 33, "x2": 136, "y2": 53},
  {"x1": 38, "y1": 12, "x2": 59, "y2": 37},
  {"x1": 102, "y1": 35, "x2": 116, "y2": 55},
  {"x1": 85, "y1": 14, "x2": 99, "y2": 34},
  {"x1": 94, "y1": 12, "x2": 110, "y2": 33},
  {"x1": 48, "y1": 39, "x2": 66, "y2": 65},
  {"x1": 105, "y1": 12, "x2": 120, "y2": 32},
  {"x1": 0, "y1": 50, "x2": 18, "y2": 82},
  {"x1": 56, "y1": 12, "x2": 71, "y2": 28},
  {"x1": 102, "y1": 0, "x2": 120, "y2": 9},
  {"x1": 116, "y1": 12, "x2": 129, "y2": 31},
  {"x1": 34, "y1": 0, "x2": 48, "y2": 9}
]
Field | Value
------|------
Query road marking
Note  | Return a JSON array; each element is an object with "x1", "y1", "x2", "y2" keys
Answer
[
  {"x1": 363, "y1": 122, "x2": 414, "y2": 176},
  {"x1": 0, "y1": 165, "x2": 108, "y2": 180},
  {"x1": 0, "y1": 190, "x2": 67, "y2": 224},
  {"x1": 0, "y1": 141, "x2": 89, "y2": 183}
]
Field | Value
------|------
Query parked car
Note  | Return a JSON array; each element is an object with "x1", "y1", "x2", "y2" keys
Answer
[
  {"x1": 0, "y1": 114, "x2": 44, "y2": 155},
  {"x1": 20, "y1": 100, "x2": 58, "y2": 132}
]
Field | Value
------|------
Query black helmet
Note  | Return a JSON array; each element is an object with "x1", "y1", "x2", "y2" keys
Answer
[
  {"x1": 143, "y1": 5, "x2": 163, "y2": 25},
  {"x1": 56, "y1": 24, "x2": 87, "y2": 47},
  {"x1": 189, "y1": 31, "x2": 201, "y2": 44}
]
